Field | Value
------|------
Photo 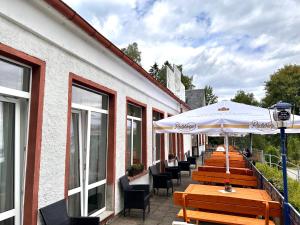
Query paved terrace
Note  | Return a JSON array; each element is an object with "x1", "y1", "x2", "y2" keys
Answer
[{"x1": 108, "y1": 161, "x2": 217, "y2": 225}]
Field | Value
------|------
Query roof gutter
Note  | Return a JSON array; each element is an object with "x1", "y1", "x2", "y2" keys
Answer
[{"x1": 44, "y1": 0, "x2": 190, "y2": 110}]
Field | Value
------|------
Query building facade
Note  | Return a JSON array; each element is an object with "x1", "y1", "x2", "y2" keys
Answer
[{"x1": 0, "y1": 1, "x2": 192, "y2": 225}]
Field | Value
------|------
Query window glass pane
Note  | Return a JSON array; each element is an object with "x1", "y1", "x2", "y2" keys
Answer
[
  {"x1": 169, "y1": 134, "x2": 174, "y2": 155},
  {"x1": 127, "y1": 104, "x2": 141, "y2": 118},
  {"x1": 88, "y1": 185, "x2": 105, "y2": 215},
  {"x1": 68, "y1": 193, "x2": 81, "y2": 217},
  {"x1": 0, "y1": 102, "x2": 15, "y2": 213},
  {"x1": 132, "y1": 120, "x2": 142, "y2": 164},
  {"x1": 192, "y1": 135, "x2": 198, "y2": 146},
  {"x1": 0, "y1": 217, "x2": 14, "y2": 225},
  {"x1": 155, "y1": 133, "x2": 161, "y2": 161},
  {"x1": 89, "y1": 112, "x2": 107, "y2": 184},
  {"x1": 69, "y1": 113, "x2": 80, "y2": 190},
  {"x1": 72, "y1": 85, "x2": 108, "y2": 110},
  {"x1": 152, "y1": 111, "x2": 162, "y2": 121},
  {"x1": 126, "y1": 119, "x2": 132, "y2": 169},
  {"x1": 0, "y1": 59, "x2": 30, "y2": 92}
]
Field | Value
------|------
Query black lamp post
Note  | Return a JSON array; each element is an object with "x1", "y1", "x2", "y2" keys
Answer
[{"x1": 270, "y1": 101, "x2": 292, "y2": 225}]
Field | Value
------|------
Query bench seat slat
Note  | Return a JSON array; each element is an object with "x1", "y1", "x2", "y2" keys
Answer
[{"x1": 177, "y1": 209, "x2": 275, "y2": 225}]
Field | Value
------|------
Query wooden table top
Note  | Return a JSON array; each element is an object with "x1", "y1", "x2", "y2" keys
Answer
[{"x1": 185, "y1": 184, "x2": 271, "y2": 202}]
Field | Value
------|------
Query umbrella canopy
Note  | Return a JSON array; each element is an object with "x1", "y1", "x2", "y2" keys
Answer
[
  {"x1": 153, "y1": 101, "x2": 300, "y2": 173},
  {"x1": 154, "y1": 100, "x2": 300, "y2": 134}
]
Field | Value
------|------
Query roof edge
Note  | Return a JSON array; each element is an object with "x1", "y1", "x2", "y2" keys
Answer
[{"x1": 44, "y1": 0, "x2": 190, "y2": 110}]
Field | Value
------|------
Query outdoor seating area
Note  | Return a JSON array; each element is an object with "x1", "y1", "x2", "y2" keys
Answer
[
  {"x1": 172, "y1": 147, "x2": 282, "y2": 225},
  {"x1": 109, "y1": 148, "x2": 283, "y2": 225}
]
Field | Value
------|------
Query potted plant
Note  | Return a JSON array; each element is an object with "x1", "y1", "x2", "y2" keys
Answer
[
  {"x1": 127, "y1": 163, "x2": 144, "y2": 177},
  {"x1": 224, "y1": 178, "x2": 232, "y2": 192}
]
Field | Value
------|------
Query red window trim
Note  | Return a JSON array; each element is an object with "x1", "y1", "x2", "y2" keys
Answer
[
  {"x1": 125, "y1": 97, "x2": 147, "y2": 172},
  {"x1": 65, "y1": 73, "x2": 117, "y2": 200},
  {"x1": 152, "y1": 108, "x2": 165, "y2": 170},
  {"x1": 0, "y1": 43, "x2": 46, "y2": 225}
]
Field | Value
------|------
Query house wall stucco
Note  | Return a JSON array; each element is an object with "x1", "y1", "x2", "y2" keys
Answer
[{"x1": 0, "y1": 0, "x2": 192, "y2": 223}]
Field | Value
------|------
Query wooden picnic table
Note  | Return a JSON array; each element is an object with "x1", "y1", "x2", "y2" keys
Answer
[
  {"x1": 184, "y1": 184, "x2": 271, "y2": 202},
  {"x1": 173, "y1": 184, "x2": 281, "y2": 225}
]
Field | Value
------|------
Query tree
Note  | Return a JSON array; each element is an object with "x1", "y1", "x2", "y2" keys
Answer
[
  {"x1": 262, "y1": 65, "x2": 300, "y2": 114},
  {"x1": 181, "y1": 74, "x2": 195, "y2": 90},
  {"x1": 204, "y1": 85, "x2": 218, "y2": 105},
  {"x1": 150, "y1": 61, "x2": 195, "y2": 90},
  {"x1": 231, "y1": 90, "x2": 260, "y2": 106},
  {"x1": 121, "y1": 42, "x2": 141, "y2": 65},
  {"x1": 149, "y1": 62, "x2": 160, "y2": 77}
]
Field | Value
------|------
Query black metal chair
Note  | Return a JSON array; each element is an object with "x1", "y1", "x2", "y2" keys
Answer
[
  {"x1": 164, "y1": 160, "x2": 181, "y2": 184},
  {"x1": 176, "y1": 156, "x2": 191, "y2": 176},
  {"x1": 149, "y1": 164, "x2": 173, "y2": 196},
  {"x1": 119, "y1": 175, "x2": 150, "y2": 220},
  {"x1": 185, "y1": 151, "x2": 197, "y2": 168},
  {"x1": 39, "y1": 199, "x2": 99, "y2": 225}
]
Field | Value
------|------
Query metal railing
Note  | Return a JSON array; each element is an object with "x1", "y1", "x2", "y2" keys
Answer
[
  {"x1": 246, "y1": 159, "x2": 300, "y2": 225},
  {"x1": 264, "y1": 154, "x2": 300, "y2": 181}
]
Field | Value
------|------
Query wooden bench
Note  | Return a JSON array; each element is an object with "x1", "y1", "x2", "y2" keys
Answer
[
  {"x1": 173, "y1": 192, "x2": 281, "y2": 225},
  {"x1": 192, "y1": 171, "x2": 257, "y2": 187},
  {"x1": 210, "y1": 155, "x2": 244, "y2": 160},
  {"x1": 205, "y1": 159, "x2": 247, "y2": 168},
  {"x1": 198, "y1": 166, "x2": 253, "y2": 176}
]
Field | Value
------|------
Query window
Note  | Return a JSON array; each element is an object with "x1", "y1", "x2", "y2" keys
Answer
[
  {"x1": 126, "y1": 104, "x2": 142, "y2": 169},
  {"x1": 68, "y1": 85, "x2": 108, "y2": 217},
  {"x1": 153, "y1": 111, "x2": 164, "y2": 162},
  {"x1": 0, "y1": 58, "x2": 31, "y2": 225}
]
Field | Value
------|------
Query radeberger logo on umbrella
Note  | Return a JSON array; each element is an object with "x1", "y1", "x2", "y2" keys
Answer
[
  {"x1": 175, "y1": 122, "x2": 197, "y2": 131},
  {"x1": 250, "y1": 120, "x2": 276, "y2": 130}
]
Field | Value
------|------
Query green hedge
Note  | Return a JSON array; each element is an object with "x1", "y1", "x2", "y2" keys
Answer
[{"x1": 256, "y1": 163, "x2": 300, "y2": 211}]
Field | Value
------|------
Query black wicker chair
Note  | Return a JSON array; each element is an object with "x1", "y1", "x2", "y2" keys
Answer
[
  {"x1": 119, "y1": 175, "x2": 150, "y2": 220},
  {"x1": 185, "y1": 151, "x2": 197, "y2": 168},
  {"x1": 149, "y1": 165, "x2": 173, "y2": 196},
  {"x1": 164, "y1": 160, "x2": 181, "y2": 184},
  {"x1": 176, "y1": 156, "x2": 191, "y2": 176},
  {"x1": 39, "y1": 199, "x2": 99, "y2": 225}
]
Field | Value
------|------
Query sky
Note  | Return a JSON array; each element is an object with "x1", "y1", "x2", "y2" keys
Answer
[{"x1": 63, "y1": 0, "x2": 300, "y2": 101}]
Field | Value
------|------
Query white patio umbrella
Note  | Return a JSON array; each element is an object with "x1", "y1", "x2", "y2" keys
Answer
[{"x1": 154, "y1": 100, "x2": 300, "y2": 173}]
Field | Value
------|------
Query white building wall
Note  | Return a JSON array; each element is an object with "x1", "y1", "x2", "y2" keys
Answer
[{"x1": 0, "y1": 0, "x2": 191, "y2": 223}]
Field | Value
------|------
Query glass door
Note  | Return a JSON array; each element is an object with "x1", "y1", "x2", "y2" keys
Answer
[
  {"x1": 68, "y1": 111, "x2": 83, "y2": 217},
  {"x1": 0, "y1": 98, "x2": 20, "y2": 225},
  {"x1": 85, "y1": 111, "x2": 107, "y2": 216}
]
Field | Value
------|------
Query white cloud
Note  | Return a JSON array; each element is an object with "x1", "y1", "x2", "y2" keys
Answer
[{"x1": 63, "y1": 0, "x2": 300, "y2": 101}]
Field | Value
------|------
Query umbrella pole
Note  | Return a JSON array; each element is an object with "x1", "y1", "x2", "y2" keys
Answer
[
  {"x1": 225, "y1": 134, "x2": 230, "y2": 174},
  {"x1": 249, "y1": 133, "x2": 253, "y2": 154}
]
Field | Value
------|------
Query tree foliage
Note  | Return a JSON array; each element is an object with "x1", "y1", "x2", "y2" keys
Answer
[
  {"x1": 262, "y1": 65, "x2": 300, "y2": 114},
  {"x1": 231, "y1": 90, "x2": 259, "y2": 106},
  {"x1": 121, "y1": 42, "x2": 142, "y2": 65},
  {"x1": 148, "y1": 61, "x2": 195, "y2": 90},
  {"x1": 204, "y1": 85, "x2": 218, "y2": 105}
]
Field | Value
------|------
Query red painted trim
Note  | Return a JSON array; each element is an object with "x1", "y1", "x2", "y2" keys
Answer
[
  {"x1": 152, "y1": 107, "x2": 164, "y2": 115},
  {"x1": 125, "y1": 97, "x2": 147, "y2": 171},
  {"x1": 65, "y1": 73, "x2": 117, "y2": 200},
  {"x1": 126, "y1": 97, "x2": 147, "y2": 108},
  {"x1": 152, "y1": 109, "x2": 165, "y2": 170},
  {"x1": 0, "y1": 43, "x2": 46, "y2": 225},
  {"x1": 44, "y1": 0, "x2": 190, "y2": 110}
]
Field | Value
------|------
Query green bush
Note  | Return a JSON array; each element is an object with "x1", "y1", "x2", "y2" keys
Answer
[{"x1": 256, "y1": 163, "x2": 300, "y2": 211}]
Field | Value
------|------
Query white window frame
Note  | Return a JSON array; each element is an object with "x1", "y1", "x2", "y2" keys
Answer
[
  {"x1": 126, "y1": 115, "x2": 142, "y2": 166},
  {"x1": 70, "y1": 96, "x2": 109, "y2": 217},
  {"x1": 0, "y1": 56, "x2": 31, "y2": 225},
  {"x1": 0, "y1": 97, "x2": 20, "y2": 225},
  {"x1": 67, "y1": 110, "x2": 84, "y2": 216}
]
